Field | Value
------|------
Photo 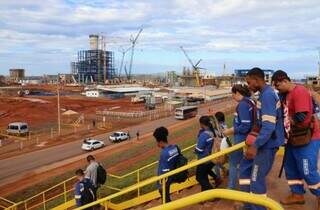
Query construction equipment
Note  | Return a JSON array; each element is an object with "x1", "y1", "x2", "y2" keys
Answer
[
  {"x1": 118, "y1": 46, "x2": 131, "y2": 79},
  {"x1": 128, "y1": 27, "x2": 143, "y2": 80},
  {"x1": 180, "y1": 46, "x2": 204, "y2": 87}
]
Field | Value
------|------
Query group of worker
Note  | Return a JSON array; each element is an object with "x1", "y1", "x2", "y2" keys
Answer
[{"x1": 154, "y1": 67, "x2": 320, "y2": 210}]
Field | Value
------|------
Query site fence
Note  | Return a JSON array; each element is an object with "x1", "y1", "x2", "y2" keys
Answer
[
  {"x1": 96, "y1": 106, "x2": 174, "y2": 120},
  {"x1": 0, "y1": 114, "x2": 105, "y2": 156}
]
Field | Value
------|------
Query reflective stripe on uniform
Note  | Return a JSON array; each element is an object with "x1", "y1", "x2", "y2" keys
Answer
[
  {"x1": 241, "y1": 120, "x2": 251, "y2": 123},
  {"x1": 288, "y1": 180, "x2": 304, "y2": 185},
  {"x1": 257, "y1": 101, "x2": 261, "y2": 109},
  {"x1": 276, "y1": 101, "x2": 281, "y2": 109},
  {"x1": 196, "y1": 147, "x2": 204, "y2": 152},
  {"x1": 308, "y1": 182, "x2": 320, "y2": 189},
  {"x1": 162, "y1": 169, "x2": 170, "y2": 172},
  {"x1": 206, "y1": 138, "x2": 213, "y2": 142},
  {"x1": 239, "y1": 179, "x2": 251, "y2": 185},
  {"x1": 250, "y1": 192, "x2": 267, "y2": 197},
  {"x1": 262, "y1": 115, "x2": 276, "y2": 123},
  {"x1": 167, "y1": 153, "x2": 179, "y2": 162},
  {"x1": 75, "y1": 195, "x2": 81, "y2": 199}
]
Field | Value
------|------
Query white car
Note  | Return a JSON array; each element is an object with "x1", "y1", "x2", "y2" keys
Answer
[
  {"x1": 7, "y1": 122, "x2": 29, "y2": 136},
  {"x1": 109, "y1": 132, "x2": 129, "y2": 143},
  {"x1": 81, "y1": 139, "x2": 105, "y2": 151}
]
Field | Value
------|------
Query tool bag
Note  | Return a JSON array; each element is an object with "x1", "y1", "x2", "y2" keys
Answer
[{"x1": 288, "y1": 115, "x2": 314, "y2": 147}]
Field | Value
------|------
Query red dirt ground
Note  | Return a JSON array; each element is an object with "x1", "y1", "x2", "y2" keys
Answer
[{"x1": 0, "y1": 95, "x2": 145, "y2": 129}]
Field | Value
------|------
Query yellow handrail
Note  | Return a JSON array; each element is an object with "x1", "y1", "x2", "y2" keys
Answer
[
  {"x1": 4, "y1": 201, "x2": 23, "y2": 210},
  {"x1": 148, "y1": 189, "x2": 284, "y2": 210},
  {"x1": 0, "y1": 197, "x2": 15, "y2": 205},
  {"x1": 76, "y1": 142, "x2": 246, "y2": 210},
  {"x1": 14, "y1": 143, "x2": 197, "y2": 209}
]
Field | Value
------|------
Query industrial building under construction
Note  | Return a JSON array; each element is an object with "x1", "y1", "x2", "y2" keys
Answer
[{"x1": 71, "y1": 34, "x2": 116, "y2": 84}]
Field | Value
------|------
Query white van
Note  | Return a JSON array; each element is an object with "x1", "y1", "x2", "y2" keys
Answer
[{"x1": 7, "y1": 122, "x2": 29, "y2": 136}]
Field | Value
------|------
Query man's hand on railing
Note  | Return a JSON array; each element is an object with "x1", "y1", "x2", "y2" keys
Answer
[{"x1": 245, "y1": 145, "x2": 257, "y2": 160}]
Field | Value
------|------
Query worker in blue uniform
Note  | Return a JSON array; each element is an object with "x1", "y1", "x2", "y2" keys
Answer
[
  {"x1": 74, "y1": 169, "x2": 95, "y2": 210},
  {"x1": 243, "y1": 67, "x2": 285, "y2": 210},
  {"x1": 195, "y1": 116, "x2": 219, "y2": 191},
  {"x1": 223, "y1": 84, "x2": 254, "y2": 194},
  {"x1": 153, "y1": 126, "x2": 180, "y2": 203}
]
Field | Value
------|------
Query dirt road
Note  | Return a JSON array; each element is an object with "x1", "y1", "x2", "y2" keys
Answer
[{"x1": 0, "y1": 99, "x2": 234, "y2": 189}]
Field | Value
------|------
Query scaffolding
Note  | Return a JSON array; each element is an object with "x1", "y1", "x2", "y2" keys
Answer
[{"x1": 75, "y1": 49, "x2": 116, "y2": 84}]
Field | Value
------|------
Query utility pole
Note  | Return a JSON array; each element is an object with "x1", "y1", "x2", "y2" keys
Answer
[{"x1": 57, "y1": 84, "x2": 61, "y2": 136}]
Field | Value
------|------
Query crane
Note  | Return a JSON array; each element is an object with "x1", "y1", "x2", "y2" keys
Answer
[
  {"x1": 118, "y1": 46, "x2": 131, "y2": 78},
  {"x1": 180, "y1": 46, "x2": 204, "y2": 86},
  {"x1": 128, "y1": 27, "x2": 143, "y2": 80}
]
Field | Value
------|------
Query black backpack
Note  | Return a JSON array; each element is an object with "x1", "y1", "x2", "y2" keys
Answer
[
  {"x1": 80, "y1": 180, "x2": 95, "y2": 207},
  {"x1": 96, "y1": 164, "x2": 107, "y2": 185},
  {"x1": 172, "y1": 147, "x2": 188, "y2": 183}
]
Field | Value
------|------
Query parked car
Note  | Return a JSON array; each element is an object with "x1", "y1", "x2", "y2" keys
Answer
[
  {"x1": 7, "y1": 122, "x2": 29, "y2": 136},
  {"x1": 81, "y1": 139, "x2": 105, "y2": 151},
  {"x1": 109, "y1": 132, "x2": 129, "y2": 143}
]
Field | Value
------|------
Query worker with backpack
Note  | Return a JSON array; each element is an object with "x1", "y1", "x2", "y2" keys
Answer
[
  {"x1": 153, "y1": 126, "x2": 187, "y2": 203},
  {"x1": 85, "y1": 155, "x2": 107, "y2": 199},
  {"x1": 75, "y1": 169, "x2": 95, "y2": 210}
]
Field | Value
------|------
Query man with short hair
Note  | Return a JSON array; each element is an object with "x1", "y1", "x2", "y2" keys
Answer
[
  {"x1": 272, "y1": 70, "x2": 320, "y2": 209},
  {"x1": 85, "y1": 155, "x2": 99, "y2": 196},
  {"x1": 244, "y1": 67, "x2": 285, "y2": 210},
  {"x1": 75, "y1": 169, "x2": 95, "y2": 209},
  {"x1": 153, "y1": 126, "x2": 180, "y2": 203}
]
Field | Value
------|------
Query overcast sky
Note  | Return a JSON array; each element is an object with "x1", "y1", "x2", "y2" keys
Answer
[{"x1": 0, "y1": 0, "x2": 320, "y2": 78}]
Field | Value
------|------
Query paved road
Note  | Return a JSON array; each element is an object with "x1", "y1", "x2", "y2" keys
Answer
[{"x1": 0, "y1": 100, "x2": 230, "y2": 185}]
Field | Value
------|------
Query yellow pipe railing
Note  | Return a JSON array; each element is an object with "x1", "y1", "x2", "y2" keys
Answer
[
  {"x1": 148, "y1": 189, "x2": 284, "y2": 210},
  {"x1": 75, "y1": 142, "x2": 247, "y2": 210},
  {"x1": 17, "y1": 175, "x2": 76, "y2": 210},
  {"x1": 4, "y1": 201, "x2": 23, "y2": 210},
  {"x1": 0, "y1": 197, "x2": 16, "y2": 205},
  {"x1": 9, "y1": 143, "x2": 197, "y2": 210}
]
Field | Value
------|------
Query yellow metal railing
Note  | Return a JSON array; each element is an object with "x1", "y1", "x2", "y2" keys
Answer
[
  {"x1": 9, "y1": 143, "x2": 197, "y2": 210},
  {"x1": 14, "y1": 176, "x2": 76, "y2": 210},
  {"x1": 148, "y1": 189, "x2": 284, "y2": 210},
  {"x1": 75, "y1": 142, "x2": 247, "y2": 210}
]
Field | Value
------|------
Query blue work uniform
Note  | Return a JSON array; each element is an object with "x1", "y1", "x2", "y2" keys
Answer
[
  {"x1": 230, "y1": 97, "x2": 254, "y2": 190},
  {"x1": 283, "y1": 85, "x2": 320, "y2": 197},
  {"x1": 195, "y1": 129, "x2": 215, "y2": 191},
  {"x1": 244, "y1": 85, "x2": 285, "y2": 210},
  {"x1": 75, "y1": 178, "x2": 95, "y2": 209},
  {"x1": 157, "y1": 144, "x2": 179, "y2": 203}
]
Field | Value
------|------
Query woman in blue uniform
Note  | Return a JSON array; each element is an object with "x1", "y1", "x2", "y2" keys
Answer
[
  {"x1": 223, "y1": 84, "x2": 254, "y2": 192},
  {"x1": 195, "y1": 116, "x2": 218, "y2": 191}
]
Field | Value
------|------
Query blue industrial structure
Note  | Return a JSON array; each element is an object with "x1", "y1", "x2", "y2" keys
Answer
[
  {"x1": 234, "y1": 69, "x2": 275, "y2": 77},
  {"x1": 71, "y1": 35, "x2": 116, "y2": 84}
]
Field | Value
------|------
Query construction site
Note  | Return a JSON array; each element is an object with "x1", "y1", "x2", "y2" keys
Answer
[{"x1": 1, "y1": 26, "x2": 320, "y2": 210}]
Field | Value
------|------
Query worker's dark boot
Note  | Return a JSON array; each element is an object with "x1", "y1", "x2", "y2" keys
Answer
[{"x1": 280, "y1": 193, "x2": 305, "y2": 205}]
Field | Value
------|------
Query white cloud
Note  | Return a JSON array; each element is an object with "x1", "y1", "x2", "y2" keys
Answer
[{"x1": 0, "y1": 0, "x2": 319, "y2": 76}]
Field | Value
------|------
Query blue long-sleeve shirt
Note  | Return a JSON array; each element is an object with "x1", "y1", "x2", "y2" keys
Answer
[
  {"x1": 195, "y1": 129, "x2": 214, "y2": 159},
  {"x1": 233, "y1": 97, "x2": 254, "y2": 144},
  {"x1": 254, "y1": 85, "x2": 285, "y2": 149},
  {"x1": 157, "y1": 144, "x2": 179, "y2": 176},
  {"x1": 75, "y1": 178, "x2": 94, "y2": 207}
]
